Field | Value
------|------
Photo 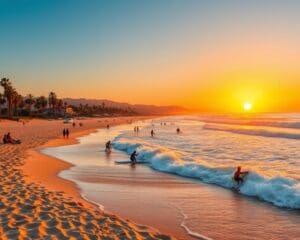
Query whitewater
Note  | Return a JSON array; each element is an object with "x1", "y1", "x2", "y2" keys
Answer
[{"x1": 112, "y1": 114, "x2": 300, "y2": 209}]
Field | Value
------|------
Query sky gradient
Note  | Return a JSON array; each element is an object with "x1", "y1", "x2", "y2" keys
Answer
[{"x1": 1, "y1": 0, "x2": 299, "y2": 112}]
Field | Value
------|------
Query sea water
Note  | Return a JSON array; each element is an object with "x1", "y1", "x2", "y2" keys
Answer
[
  {"x1": 43, "y1": 114, "x2": 300, "y2": 240},
  {"x1": 113, "y1": 114, "x2": 300, "y2": 209}
]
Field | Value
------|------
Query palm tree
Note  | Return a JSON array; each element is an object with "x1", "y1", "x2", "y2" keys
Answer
[
  {"x1": 35, "y1": 96, "x2": 48, "y2": 113},
  {"x1": 25, "y1": 94, "x2": 35, "y2": 116},
  {"x1": 48, "y1": 92, "x2": 57, "y2": 116},
  {"x1": 12, "y1": 93, "x2": 23, "y2": 117},
  {"x1": 0, "y1": 93, "x2": 6, "y2": 118},
  {"x1": 64, "y1": 101, "x2": 68, "y2": 115},
  {"x1": 0, "y1": 78, "x2": 15, "y2": 118},
  {"x1": 56, "y1": 99, "x2": 63, "y2": 115}
]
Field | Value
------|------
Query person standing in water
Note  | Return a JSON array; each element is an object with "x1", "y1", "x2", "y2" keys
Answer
[
  {"x1": 151, "y1": 129, "x2": 154, "y2": 137},
  {"x1": 130, "y1": 150, "x2": 138, "y2": 163},
  {"x1": 233, "y1": 166, "x2": 249, "y2": 185},
  {"x1": 176, "y1": 128, "x2": 181, "y2": 134},
  {"x1": 105, "y1": 140, "x2": 112, "y2": 152}
]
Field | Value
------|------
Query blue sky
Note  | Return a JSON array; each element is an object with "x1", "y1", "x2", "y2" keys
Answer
[{"x1": 0, "y1": 0, "x2": 299, "y2": 111}]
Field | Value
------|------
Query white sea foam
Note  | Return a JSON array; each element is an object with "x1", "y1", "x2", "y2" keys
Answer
[
  {"x1": 203, "y1": 124, "x2": 300, "y2": 140},
  {"x1": 197, "y1": 114, "x2": 300, "y2": 129},
  {"x1": 112, "y1": 138, "x2": 300, "y2": 209}
]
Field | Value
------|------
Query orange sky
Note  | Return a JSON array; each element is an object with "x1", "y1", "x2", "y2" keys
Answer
[{"x1": 2, "y1": 1, "x2": 300, "y2": 113}]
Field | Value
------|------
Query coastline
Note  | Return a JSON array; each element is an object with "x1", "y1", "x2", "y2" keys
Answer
[
  {"x1": 0, "y1": 116, "x2": 174, "y2": 239},
  {"x1": 23, "y1": 128, "x2": 99, "y2": 211}
]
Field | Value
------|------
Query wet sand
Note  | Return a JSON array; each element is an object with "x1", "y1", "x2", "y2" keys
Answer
[{"x1": 0, "y1": 117, "x2": 174, "y2": 239}]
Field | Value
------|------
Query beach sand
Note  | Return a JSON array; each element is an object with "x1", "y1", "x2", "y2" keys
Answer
[{"x1": 0, "y1": 117, "x2": 174, "y2": 239}]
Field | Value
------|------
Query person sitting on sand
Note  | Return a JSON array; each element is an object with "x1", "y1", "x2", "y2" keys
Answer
[
  {"x1": 105, "y1": 140, "x2": 112, "y2": 152},
  {"x1": 6, "y1": 132, "x2": 21, "y2": 144},
  {"x1": 2, "y1": 134, "x2": 8, "y2": 144},
  {"x1": 130, "y1": 150, "x2": 138, "y2": 163},
  {"x1": 233, "y1": 166, "x2": 248, "y2": 184}
]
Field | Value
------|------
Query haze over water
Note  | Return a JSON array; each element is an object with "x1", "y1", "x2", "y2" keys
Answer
[{"x1": 43, "y1": 114, "x2": 300, "y2": 240}]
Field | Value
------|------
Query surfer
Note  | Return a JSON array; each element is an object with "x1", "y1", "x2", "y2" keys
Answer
[
  {"x1": 151, "y1": 129, "x2": 154, "y2": 137},
  {"x1": 233, "y1": 166, "x2": 249, "y2": 185},
  {"x1": 130, "y1": 150, "x2": 138, "y2": 163},
  {"x1": 105, "y1": 140, "x2": 112, "y2": 152}
]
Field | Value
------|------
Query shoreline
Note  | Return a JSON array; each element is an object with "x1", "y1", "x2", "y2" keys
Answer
[
  {"x1": 23, "y1": 128, "x2": 100, "y2": 211},
  {"x1": 23, "y1": 117, "x2": 175, "y2": 237},
  {"x1": 0, "y1": 116, "x2": 174, "y2": 239}
]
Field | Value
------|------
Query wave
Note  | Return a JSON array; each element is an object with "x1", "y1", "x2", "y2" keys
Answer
[
  {"x1": 199, "y1": 118, "x2": 300, "y2": 129},
  {"x1": 112, "y1": 137, "x2": 300, "y2": 209},
  {"x1": 203, "y1": 124, "x2": 300, "y2": 140}
]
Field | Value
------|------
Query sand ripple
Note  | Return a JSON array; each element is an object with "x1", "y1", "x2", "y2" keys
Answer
[{"x1": 0, "y1": 119, "x2": 174, "y2": 239}]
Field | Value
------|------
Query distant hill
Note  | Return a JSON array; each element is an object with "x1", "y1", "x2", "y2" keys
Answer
[{"x1": 63, "y1": 98, "x2": 188, "y2": 115}]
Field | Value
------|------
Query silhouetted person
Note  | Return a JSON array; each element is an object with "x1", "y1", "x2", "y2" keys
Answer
[
  {"x1": 72, "y1": 122, "x2": 76, "y2": 127},
  {"x1": 66, "y1": 128, "x2": 69, "y2": 139},
  {"x1": 130, "y1": 150, "x2": 138, "y2": 163},
  {"x1": 5, "y1": 132, "x2": 21, "y2": 144},
  {"x1": 107, "y1": 124, "x2": 110, "y2": 129},
  {"x1": 63, "y1": 129, "x2": 66, "y2": 138},
  {"x1": 234, "y1": 166, "x2": 248, "y2": 184},
  {"x1": 105, "y1": 140, "x2": 112, "y2": 152},
  {"x1": 3, "y1": 134, "x2": 8, "y2": 144},
  {"x1": 151, "y1": 129, "x2": 154, "y2": 137},
  {"x1": 176, "y1": 128, "x2": 181, "y2": 134}
]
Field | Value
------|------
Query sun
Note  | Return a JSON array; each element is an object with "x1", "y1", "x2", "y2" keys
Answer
[{"x1": 243, "y1": 102, "x2": 252, "y2": 111}]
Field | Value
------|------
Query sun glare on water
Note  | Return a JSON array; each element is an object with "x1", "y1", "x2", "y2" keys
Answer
[{"x1": 243, "y1": 102, "x2": 252, "y2": 111}]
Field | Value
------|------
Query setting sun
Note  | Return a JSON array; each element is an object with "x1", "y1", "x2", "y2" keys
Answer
[{"x1": 243, "y1": 102, "x2": 252, "y2": 111}]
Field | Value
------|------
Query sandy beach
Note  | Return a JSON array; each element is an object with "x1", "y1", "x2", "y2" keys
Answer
[{"x1": 0, "y1": 117, "x2": 174, "y2": 239}]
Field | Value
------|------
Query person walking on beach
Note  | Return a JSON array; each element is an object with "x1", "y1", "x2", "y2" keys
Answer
[
  {"x1": 66, "y1": 128, "x2": 69, "y2": 139},
  {"x1": 63, "y1": 128, "x2": 66, "y2": 138},
  {"x1": 233, "y1": 166, "x2": 248, "y2": 185},
  {"x1": 130, "y1": 150, "x2": 138, "y2": 164}
]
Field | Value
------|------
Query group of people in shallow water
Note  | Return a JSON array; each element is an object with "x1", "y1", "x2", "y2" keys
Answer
[
  {"x1": 106, "y1": 124, "x2": 249, "y2": 185},
  {"x1": 2, "y1": 132, "x2": 21, "y2": 144}
]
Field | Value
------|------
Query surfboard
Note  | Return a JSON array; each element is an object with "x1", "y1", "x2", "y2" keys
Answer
[{"x1": 114, "y1": 160, "x2": 145, "y2": 164}]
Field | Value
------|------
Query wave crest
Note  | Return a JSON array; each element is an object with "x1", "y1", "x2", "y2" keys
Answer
[
  {"x1": 203, "y1": 124, "x2": 300, "y2": 140},
  {"x1": 112, "y1": 138, "x2": 300, "y2": 209}
]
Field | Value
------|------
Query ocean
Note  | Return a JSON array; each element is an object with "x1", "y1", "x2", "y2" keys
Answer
[{"x1": 43, "y1": 114, "x2": 300, "y2": 239}]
